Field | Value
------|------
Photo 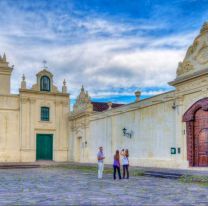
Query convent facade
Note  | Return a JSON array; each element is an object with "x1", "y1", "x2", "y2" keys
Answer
[{"x1": 1, "y1": 23, "x2": 208, "y2": 168}]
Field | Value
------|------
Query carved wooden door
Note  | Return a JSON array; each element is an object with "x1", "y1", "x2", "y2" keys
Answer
[
  {"x1": 198, "y1": 129, "x2": 208, "y2": 166},
  {"x1": 183, "y1": 98, "x2": 208, "y2": 167},
  {"x1": 194, "y1": 108, "x2": 208, "y2": 166}
]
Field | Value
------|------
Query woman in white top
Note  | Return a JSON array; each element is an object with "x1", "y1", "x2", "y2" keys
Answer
[{"x1": 122, "y1": 149, "x2": 129, "y2": 179}]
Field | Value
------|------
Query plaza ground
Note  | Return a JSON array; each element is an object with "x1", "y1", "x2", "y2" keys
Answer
[{"x1": 0, "y1": 166, "x2": 208, "y2": 205}]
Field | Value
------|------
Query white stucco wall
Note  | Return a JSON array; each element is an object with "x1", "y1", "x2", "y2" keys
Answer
[
  {"x1": 87, "y1": 93, "x2": 181, "y2": 168},
  {"x1": 0, "y1": 95, "x2": 20, "y2": 162},
  {"x1": 69, "y1": 79, "x2": 208, "y2": 169}
]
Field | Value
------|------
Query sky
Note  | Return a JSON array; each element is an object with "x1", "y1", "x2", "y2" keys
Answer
[{"x1": 0, "y1": 0, "x2": 208, "y2": 106}]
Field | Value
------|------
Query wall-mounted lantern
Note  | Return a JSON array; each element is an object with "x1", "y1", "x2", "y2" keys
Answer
[
  {"x1": 172, "y1": 102, "x2": 177, "y2": 110},
  {"x1": 172, "y1": 101, "x2": 181, "y2": 110},
  {"x1": 122, "y1": 128, "x2": 133, "y2": 138}
]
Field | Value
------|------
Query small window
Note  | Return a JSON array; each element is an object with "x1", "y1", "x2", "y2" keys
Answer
[
  {"x1": 40, "y1": 76, "x2": 50, "y2": 91},
  {"x1": 41, "y1": 107, "x2": 49, "y2": 121}
]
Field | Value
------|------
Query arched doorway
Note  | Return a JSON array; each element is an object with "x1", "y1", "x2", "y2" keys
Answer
[{"x1": 183, "y1": 98, "x2": 208, "y2": 167}]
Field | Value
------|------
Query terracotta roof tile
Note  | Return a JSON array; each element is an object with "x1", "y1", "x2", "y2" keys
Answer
[{"x1": 91, "y1": 102, "x2": 124, "y2": 112}]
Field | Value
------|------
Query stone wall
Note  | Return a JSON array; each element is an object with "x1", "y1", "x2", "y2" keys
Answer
[{"x1": 0, "y1": 95, "x2": 20, "y2": 162}]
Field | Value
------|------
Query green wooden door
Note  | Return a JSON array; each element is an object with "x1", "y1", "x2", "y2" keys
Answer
[{"x1": 36, "y1": 134, "x2": 53, "y2": 160}]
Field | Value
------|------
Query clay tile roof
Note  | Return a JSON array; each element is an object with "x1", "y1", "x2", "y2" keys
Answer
[{"x1": 91, "y1": 102, "x2": 124, "y2": 112}]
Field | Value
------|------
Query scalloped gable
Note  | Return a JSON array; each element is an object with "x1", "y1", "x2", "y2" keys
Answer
[
  {"x1": 170, "y1": 22, "x2": 208, "y2": 86},
  {"x1": 73, "y1": 85, "x2": 93, "y2": 113}
]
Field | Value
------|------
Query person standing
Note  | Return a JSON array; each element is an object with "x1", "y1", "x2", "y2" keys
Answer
[
  {"x1": 122, "y1": 149, "x2": 129, "y2": 179},
  {"x1": 97, "y1": 146, "x2": 105, "y2": 179},
  {"x1": 113, "y1": 150, "x2": 121, "y2": 180},
  {"x1": 121, "y1": 148, "x2": 125, "y2": 166}
]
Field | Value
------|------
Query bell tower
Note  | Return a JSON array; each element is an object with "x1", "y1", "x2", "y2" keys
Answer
[{"x1": 0, "y1": 53, "x2": 13, "y2": 94}]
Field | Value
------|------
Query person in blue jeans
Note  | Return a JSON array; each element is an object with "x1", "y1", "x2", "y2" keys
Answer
[
  {"x1": 122, "y1": 149, "x2": 129, "y2": 179},
  {"x1": 113, "y1": 150, "x2": 121, "y2": 180}
]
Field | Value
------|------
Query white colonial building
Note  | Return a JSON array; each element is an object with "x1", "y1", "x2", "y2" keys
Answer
[
  {"x1": 1, "y1": 23, "x2": 208, "y2": 168},
  {"x1": 0, "y1": 57, "x2": 69, "y2": 162}
]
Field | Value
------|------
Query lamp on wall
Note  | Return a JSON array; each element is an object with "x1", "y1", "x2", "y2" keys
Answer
[
  {"x1": 122, "y1": 128, "x2": 133, "y2": 138},
  {"x1": 172, "y1": 102, "x2": 177, "y2": 110},
  {"x1": 122, "y1": 128, "x2": 127, "y2": 135}
]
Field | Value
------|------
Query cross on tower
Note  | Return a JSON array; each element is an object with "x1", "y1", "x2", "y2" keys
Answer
[{"x1": 42, "y1": 60, "x2": 47, "y2": 69}]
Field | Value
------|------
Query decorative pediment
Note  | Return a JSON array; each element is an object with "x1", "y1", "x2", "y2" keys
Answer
[
  {"x1": 196, "y1": 43, "x2": 208, "y2": 64},
  {"x1": 20, "y1": 65, "x2": 68, "y2": 95},
  {"x1": 36, "y1": 69, "x2": 53, "y2": 79},
  {"x1": 73, "y1": 86, "x2": 93, "y2": 114},
  {"x1": 176, "y1": 22, "x2": 208, "y2": 78},
  {"x1": 176, "y1": 60, "x2": 194, "y2": 76},
  {"x1": 31, "y1": 68, "x2": 59, "y2": 93}
]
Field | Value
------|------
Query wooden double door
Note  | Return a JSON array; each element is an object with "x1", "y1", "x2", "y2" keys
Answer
[
  {"x1": 197, "y1": 129, "x2": 208, "y2": 166},
  {"x1": 194, "y1": 109, "x2": 208, "y2": 166}
]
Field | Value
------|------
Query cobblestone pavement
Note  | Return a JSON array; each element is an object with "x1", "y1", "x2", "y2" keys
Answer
[{"x1": 0, "y1": 168, "x2": 207, "y2": 205}]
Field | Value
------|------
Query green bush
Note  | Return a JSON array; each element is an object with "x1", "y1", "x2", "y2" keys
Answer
[{"x1": 180, "y1": 175, "x2": 208, "y2": 187}]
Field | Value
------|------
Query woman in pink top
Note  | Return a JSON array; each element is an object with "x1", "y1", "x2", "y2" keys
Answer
[{"x1": 113, "y1": 150, "x2": 121, "y2": 180}]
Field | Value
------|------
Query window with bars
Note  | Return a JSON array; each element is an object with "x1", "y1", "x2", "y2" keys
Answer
[{"x1": 41, "y1": 107, "x2": 50, "y2": 121}]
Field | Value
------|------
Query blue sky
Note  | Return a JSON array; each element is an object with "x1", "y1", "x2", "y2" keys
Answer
[{"x1": 0, "y1": 0, "x2": 208, "y2": 106}]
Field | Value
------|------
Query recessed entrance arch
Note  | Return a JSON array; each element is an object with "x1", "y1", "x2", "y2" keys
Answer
[{"x1": 183, "y1": 97, "x2": 208, "y2": 167}]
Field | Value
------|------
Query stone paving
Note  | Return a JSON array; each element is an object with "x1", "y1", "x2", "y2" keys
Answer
[{"x1": 0, "y1": 168, "x2": 207, "y2": 205}]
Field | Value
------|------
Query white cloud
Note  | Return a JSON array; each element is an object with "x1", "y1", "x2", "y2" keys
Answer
[{"x1": 0, "y1": 1, "x2": 198, "y2": 104}]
